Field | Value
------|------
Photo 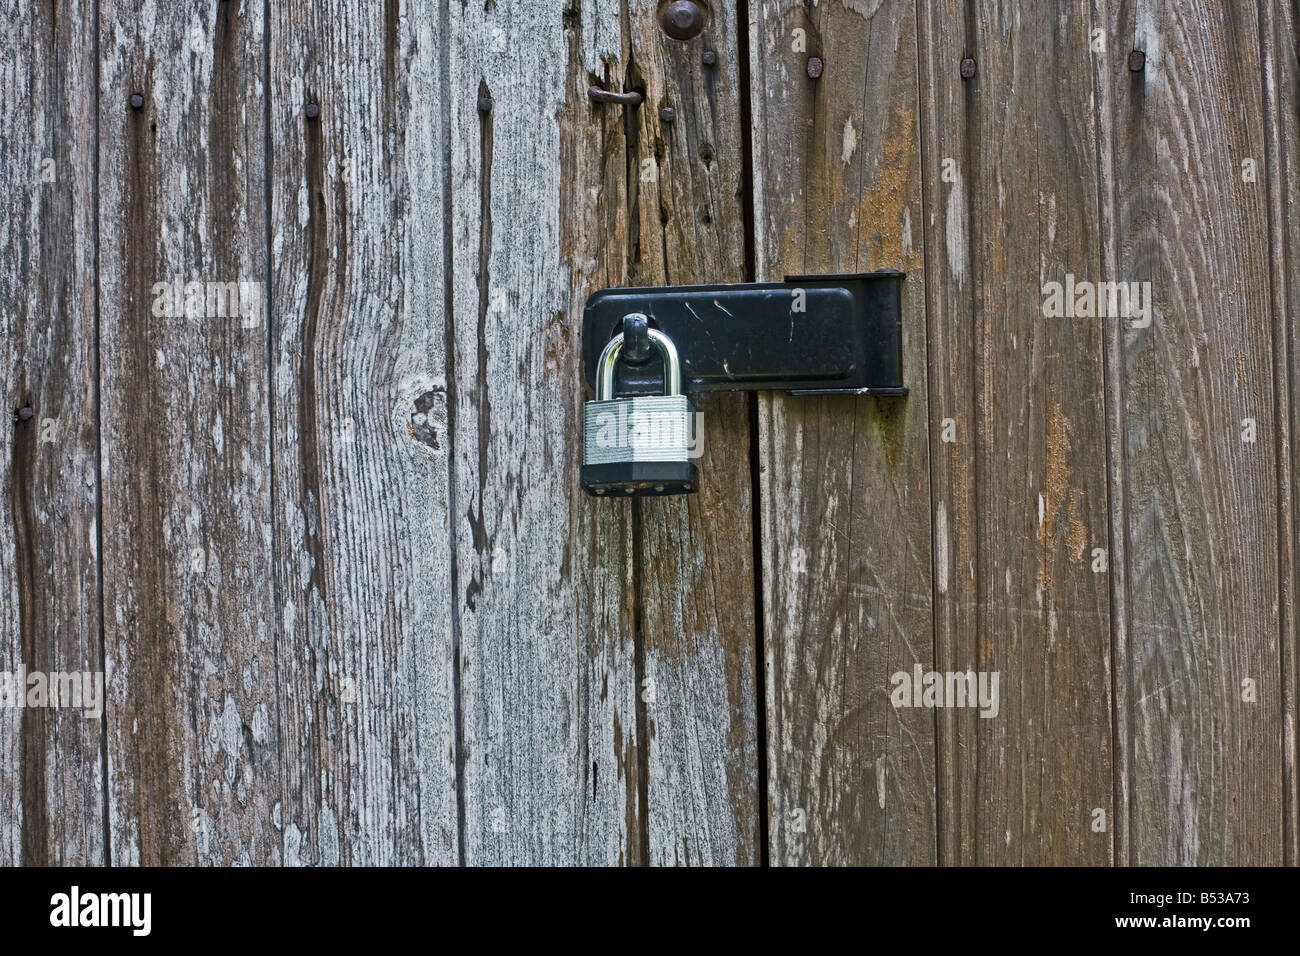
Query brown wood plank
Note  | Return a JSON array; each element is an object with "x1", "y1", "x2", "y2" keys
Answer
[
  {"x1": 629, "y1": 3, "x2": 759, "y2": 866},
  {"x1": 449, "y1": 0, "x2": 642, "y2": 865},
  {"x1": 0, "y1": 0, "x2": 104, "y2": 866},
  {"x1": 919, "y1": 0, "x2": 1115, "y2": 865},
  {"x1": 751, "y1": 0, "x2": 937, "y2": 865},
  {"x1": 1262, "y1": 0, "x2": 1299, "y2": 866},
  {"x1": 1098, "y1": 0, "x2": 1284, "y2": 864},
  {"x1": 98, "y1": 0, "x2": 279, "y2": 864},
  {"x1": 268, "y1": 0, "x2": 460, "y2": 864}
]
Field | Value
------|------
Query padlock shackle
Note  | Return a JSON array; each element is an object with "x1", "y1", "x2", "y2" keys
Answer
[{"x1": 596, "y1": 328, "x2": 682, "y2": 399}]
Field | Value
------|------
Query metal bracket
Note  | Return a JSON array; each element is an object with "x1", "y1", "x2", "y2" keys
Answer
[{"x1": 581, "y1": 271, "x2": 906, "y2": 397}]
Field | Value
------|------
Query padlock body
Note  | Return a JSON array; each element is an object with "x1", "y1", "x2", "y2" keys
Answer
[{"x1": 582, "y1": 395, "x2": 698, "y2": 496}]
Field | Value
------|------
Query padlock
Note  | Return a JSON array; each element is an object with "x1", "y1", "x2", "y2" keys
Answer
[{"x1": 582, "y1": 327, "x2": 698, "y2": 497}]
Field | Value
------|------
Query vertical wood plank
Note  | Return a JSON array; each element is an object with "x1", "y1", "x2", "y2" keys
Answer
[
  {"x1": 1261, "y1": 0, "x2": 1299, "y2": 866},
  {"x1": 1098, "y1": 0, "x2": 1284, "y2": 864},
  {"x1": 268, "y1": 0, "x2": 460, "y2": 864},
  {"x1": 630, "y1": 4, "x2": 759, "y2": 866},
  {"x1": 449, "y1": 0, "x2": 642, "y2": 865},
  {"x1": 918, "y1": 1, "x2": 1115, "y2": 864},
  {"x1": 751, "y1": 0, "x2": 937, "y2": 865},
  {"x1": 0, "y1": 0, "x2": 104, "y2": 866},
  {"x1": 99, "y1": 0, "x2": 279, "y2": 864}
]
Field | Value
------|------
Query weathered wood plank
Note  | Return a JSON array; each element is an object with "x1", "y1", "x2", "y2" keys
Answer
[
  {"x1": 268, "y1": 0, "x2": 460, "y2": 864},
  {"x1": 751, "y1": 0, "x2": 937, "y2": 865},
  {"x1": 919, "y1": 1, "x2": 1115, "y2": 864},
  {"x1": 1261, "y1": 0, "x2": 1299, "y2": 866},
  {"x1": 1098, "y1": 0, "x2": 1284, "y2": 864},
  {"x1": 629, "y1": 4, "x2": 759, "y2": 866},
  {"x1": 0, "y1": 0, "x2": 104, "y2": 866},
  {"x1": 98, "y1": 0, "x2": 279, "y2": 864},
  {"x1": 449, "y1": 0, "x2": 641, "y2": 865}
]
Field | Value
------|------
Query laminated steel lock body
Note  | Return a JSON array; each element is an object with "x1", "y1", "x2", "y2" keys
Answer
[{"x1": 582, "y1": 328, "x2": 698, "y2": 497}]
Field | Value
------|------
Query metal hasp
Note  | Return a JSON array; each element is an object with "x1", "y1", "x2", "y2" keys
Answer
[{"x1": 581, "y1": 271, "x2": 906, "y2": 397}]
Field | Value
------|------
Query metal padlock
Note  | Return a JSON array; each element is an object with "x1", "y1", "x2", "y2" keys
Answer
[{"x1": 582, "y1": 328, "x2": 698, "y2": 497}]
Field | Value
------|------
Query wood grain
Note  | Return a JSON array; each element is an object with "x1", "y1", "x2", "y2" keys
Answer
[
  {"x1": 629, "y1": 2, "x2": 759, "y2": 866},
  {"x1": 919, "y1": 0, "x2": 1115, "y2": 864},
  {"x1": 268, "y1": 0, "x2": 460, "y2": 865},
  {"x1": 1098, "y1": 0, "x2": 1284, "y2": 864},
  {"x1": 751, "y1": 0, "x2": 937, "y2": 865},
  {"x1": 98, "y1": 0, "x2": 279, "y2": 864},
  {"x1": 0, "y1": 0, "x2": 104, "y2": 866},
  {"x1": 1, "y1": 0, "x2": 1293, "y2": 868},
  {"x1": 1261, "y1": 0, "x2": 1299, "y2": 866},
  {"x1": 448, "y1": 0, "x2": 642, "y2": 865}
]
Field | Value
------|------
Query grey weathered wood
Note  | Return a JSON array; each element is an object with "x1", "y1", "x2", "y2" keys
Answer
[
  {"x1": 629, "y1": 3, "x2": 759, "y2": 866},
  {"x1": 4, "y1": 0, "x2": 1296, "y2": 869},
  {"x1": 1098, "y1": 0, "x2": 1284, "y2": 864},
  {"x1": 1266, "y1": 0, "x2": 1300, "y2": 866},
  {"x1": 0, "y1": 0, "x2": 104, "y2": 866},
  {"x1": 448, "y1": 0, "x2": 642, "y2": 865},
  {"x1": 268, "y1": 0, "x2": 460, "y2": 864},
  {"x1": 98, "y1": 0, "x2": 279, "y2": 864},
  {"x1": 751, "y1": 0, "x2": 937, "y2": 865},
  {"x1": 919, "y1": 0, "x2": 1115, "y2": 864}
]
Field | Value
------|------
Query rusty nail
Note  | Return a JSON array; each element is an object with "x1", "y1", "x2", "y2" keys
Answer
[
  {"x1": 806, "y1": 56, "x2": 824, "y2": 80},
  {"x1": 660, "y1": 106, "x2": 676, "y2": 123},
  {"x1": 16, "y1": 406, "x2": 33, "y2": 422},
  {"x1": 659, "y1": 0, "x2": 707, "y2": 42},
  {"x1": 129, "y1": 93, "x2": 144, "y2": 109},
  {"x1": 960, "y1": 57, "x2": 976, "y2": 79},
  {"x1": 587, "y1": 87, "x2": 643, "y2": 106},
  {"x1": 1128, "y1": 50, "x2": 1146, "y2": 72},
  {"x1": 478, "y1": 96, "x2": 494, "y2": 113},
  {"x1": 702, "y1": 50, "x2": 718, "y2": 67},
  {"x1": 305, "y1": 103, "x2": 320, "y2": 120}
]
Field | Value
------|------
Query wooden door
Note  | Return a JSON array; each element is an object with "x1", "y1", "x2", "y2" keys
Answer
[{"x1": 0, "y1": 0, "x2": 1295, "y2": 866}]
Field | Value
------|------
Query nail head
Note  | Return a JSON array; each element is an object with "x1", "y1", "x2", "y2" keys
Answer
[
  {"x1": 806, "y1": 56, "x2": 824, "y2": 80},
  {"x1": 130, "y1": 93, "x2": 144, "y2": 109},
  {"x1": 702, "y1": 50, "x2": 718, "y2": 67},
  {"x1": 305, "y1": 103, "x2": 320, "y2": 120},
  {"x1": 960, "y1": 57, "x2": 976, "y2": 79},
  {"x1": 660, "y1": 106, "x2": 676, "y2": 123},
  {"x1": 1128, "y1": 50, "x2": 1146, "y2": 72},
  {"x1": 478, "y1": 96, "x2": 494, "y2": 113},
  {"x1": 659, "y1": 0, "x2": 707, "y2": 41},
  {"x1": 16, "y1": 406, "x2": 34, "y2": 422}
]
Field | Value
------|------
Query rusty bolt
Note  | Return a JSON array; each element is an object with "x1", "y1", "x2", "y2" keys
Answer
[
  {"x1": 129, "y1": 93, "x2": 144, "y2": 109},
  {"x1": 960, "y1": 57, "x2": 976, "y2": 79},
  {"x1": 702, "y1": 50, "x2": 718, "y2": 67},
  {"x1": 806, "y1": 56, "x2": 824, "y2": 80},
  {"x1": 660, "y1": 106, "x2": 676, "y2": 123},
  {"x1": 478, "y1": 96, "x2": 494, "y2": 113},
  {"x1": 659, "y1": 0, "x2": 707, "y2": 42},
  {"x1": 305, "y1": 103, "x2": 320, "y2": 120},
  {"x1": 1128, "y1": 50, "x2": 1146, "y2": 72},
  {"x1": 15, "y1": 406, "x2": 33, "y2": 422}
]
